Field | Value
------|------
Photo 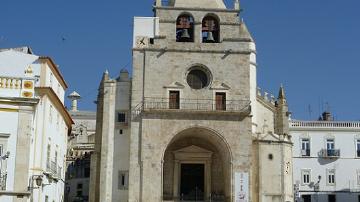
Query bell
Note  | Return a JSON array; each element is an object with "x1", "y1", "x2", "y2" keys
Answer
[
  {"x1": 180, "y1": 29, "x2": 190, "y2": 39},
  {"x1": 206, "y1": 31, "x2": 215, "y2": 42}
]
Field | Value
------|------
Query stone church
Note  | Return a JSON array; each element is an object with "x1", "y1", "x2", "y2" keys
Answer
[{"x1": 90, "y1": 0, "x2": 293, "y2": 201}]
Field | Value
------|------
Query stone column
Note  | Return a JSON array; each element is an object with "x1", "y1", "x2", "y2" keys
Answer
[
  {"x1": 173, "y1": 160, "x2": 180, "y2": 199},
  {"x1": 98, "y1": 79, "x2": 117, "y2": 202}
]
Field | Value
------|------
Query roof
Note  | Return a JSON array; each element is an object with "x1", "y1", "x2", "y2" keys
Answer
[{"x1": 0, "y1": 46, "x2": 33, "y2": 54}]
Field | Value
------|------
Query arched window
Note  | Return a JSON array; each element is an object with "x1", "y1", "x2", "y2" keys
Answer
[
  {"x1": 202, "y1": 15, "x2": 220, "y2": 43},
  {"x1": 176, "y1": 14, "x2": 194, "y2": 42}
]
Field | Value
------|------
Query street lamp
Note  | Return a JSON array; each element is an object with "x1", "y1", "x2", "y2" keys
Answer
[{"x1": 28, "y1": 175, "x2": 43, "y2": 190}]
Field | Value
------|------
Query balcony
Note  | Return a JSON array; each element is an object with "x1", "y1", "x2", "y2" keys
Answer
[
  {"x1": 45, "y1": 161, "x2": 57, "y2": 176},
  {"x1": 0, "y1": 172, "x2": 6, "y2": 190},
  {"x1": 133, "y1": 97, "x2": 251, "y2": 117},
  {"x1": 318, "y1": 149, "x2": 340, "y2": 158},
  {"x1": 301, "y1": 149, "x2": 310, "y2": 157}
]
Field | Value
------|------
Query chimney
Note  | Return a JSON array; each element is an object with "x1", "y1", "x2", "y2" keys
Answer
[
  {"x1": 67, "y1": 91, "x2": 81, "y2": 112},
  {"x1": 321, "y1": 111, "x2": 333, "y2": 121}
]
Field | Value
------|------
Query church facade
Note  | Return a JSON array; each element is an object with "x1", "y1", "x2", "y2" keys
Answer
[{"x1": 90, "y1": 1, "x2": 293, "y2": 202}]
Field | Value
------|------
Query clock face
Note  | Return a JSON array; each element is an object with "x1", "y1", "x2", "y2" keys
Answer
[{"x1": 136, "y1": 36, "x2": 148, "y2": 48}]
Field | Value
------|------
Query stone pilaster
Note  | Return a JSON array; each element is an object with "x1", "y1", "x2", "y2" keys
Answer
[{"x1": 13, "y1": 106, "x2": 35, "y2": 202}]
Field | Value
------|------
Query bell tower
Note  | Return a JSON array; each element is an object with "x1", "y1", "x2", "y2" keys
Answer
[{"x1": 130, "y1": 0, "x2": 258, "y2": 202}]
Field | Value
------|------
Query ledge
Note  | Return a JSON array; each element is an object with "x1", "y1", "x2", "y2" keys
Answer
[
  {"x1": 0, "y1": 190, "x2": 31, "y2": 197},
  {"x1": 154, "y1": 6, "x2": 240, "y2": 13}
]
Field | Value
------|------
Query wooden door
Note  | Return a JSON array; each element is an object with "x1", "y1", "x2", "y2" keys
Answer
[
  {"x1": 169, "y1": 91, "x2": 180, "y2": 109},
  {"x1": 215, "y1": 92, "x2": 226, "y2": 111}
]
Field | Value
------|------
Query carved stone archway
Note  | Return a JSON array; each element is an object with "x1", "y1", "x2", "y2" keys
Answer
[{"x1": 162, "y1": 127, "x2": 231, "y2": 202}]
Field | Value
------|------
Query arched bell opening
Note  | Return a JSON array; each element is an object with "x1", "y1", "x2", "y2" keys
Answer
[
  {"x1": 176, "y1": 14, "x2": 195, "y2": 42},
  {"x1": 162, "y1": 127, "x2": 231, "y2": 201},
  {"x1": 202, "y1": 15, "x2": 220, "y2": 43}
]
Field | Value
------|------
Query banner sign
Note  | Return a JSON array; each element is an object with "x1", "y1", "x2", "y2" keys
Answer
[{"x1": 234, "y1": 172, "x2": 249, "y2": 202}]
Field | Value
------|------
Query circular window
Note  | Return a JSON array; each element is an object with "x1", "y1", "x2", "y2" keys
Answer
[{"x1": 186, "y1": 67, "x2": 211, "y2": 89}]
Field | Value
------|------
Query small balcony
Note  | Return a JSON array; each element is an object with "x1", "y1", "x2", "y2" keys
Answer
[
  {"x1": 45, "y1": 161, "x2": 57, "y2": 176},
  {"x1": 301, "y1": 149, "x2": 311, "y2": 157},
  {"x1": 0, "y1": 172, "x2": 7, "y2": 190},
  {"x1": 318, "y1": 149, "x2": 340, "y2": 158},
  {"x1": 133, "y1": 97, "x2": 251, "y2": 117}
]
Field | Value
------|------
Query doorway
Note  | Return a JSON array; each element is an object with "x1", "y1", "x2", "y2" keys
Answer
[{"x1": 180, "y1": 164, "x2": 205, "y2": 201}]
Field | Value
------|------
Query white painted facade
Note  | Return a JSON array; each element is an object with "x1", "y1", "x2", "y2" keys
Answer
[
  {"x1": 290, "y1": 117, "x2": 360, "y2": 202},
  {"x1": 0, "y1": 47, "x2": 73, "y2": 202}
]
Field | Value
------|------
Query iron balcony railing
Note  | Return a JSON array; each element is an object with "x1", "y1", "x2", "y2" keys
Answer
[
  {"x1": 51, "y1": 161, "x2": 57, "y2": 175},
  {"x1": 133, "y1": 97, "x2": 251, "y2": 116},
  {"x1": 319, "y1": 149, "x2": 340, "y2": 158},
  {"x1": 0, "y1": 172, "x2": 6, "y2": 190},
  {"x1": 301, "y1": 149, "x2": 311, "y2": 157}
]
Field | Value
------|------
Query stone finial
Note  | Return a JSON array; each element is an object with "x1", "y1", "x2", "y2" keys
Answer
[
  {"x1": 25, "y1": 66, "x2": 33, "y2": 77},
  {"x1": 257, "y1": 87, "x2": 261, "y2": 97},
  {"x1": 102, "y1": 70, "x2": 110, "y2": 81},
  {"x1": 67, "y1": 91, "x2": 81, "y2": 111},
  {"x1": 277, "y1": 84, "x2": 287, "y2": 105},
  {"x1": 264, "y1": 92, "x2": 269, "y2": 101},
  {"x1": 234, "y1": 0, "x2": 240, "y2": 10},
  {"x1": 270, "y1": 94, "x2": 275, "y2": 104}
]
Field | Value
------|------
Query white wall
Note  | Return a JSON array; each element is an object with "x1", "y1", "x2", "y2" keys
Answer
[
  {"x1": 133, "y1": 17, "x2": 160, "y2": 48},
  {"x1": 291, "y1": 127, "x2": 360, "y2": 202}
]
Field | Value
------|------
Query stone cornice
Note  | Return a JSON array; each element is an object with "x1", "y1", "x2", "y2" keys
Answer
[
  {"x1": 154, "y1": 6, "x2": 240, "y2": 13},
  {"x1": 0, "y1": 97, "x2": 39, "y2": 106},
  {"x1": 133, "y1": 47, "x2": 254, "y2": 54}
]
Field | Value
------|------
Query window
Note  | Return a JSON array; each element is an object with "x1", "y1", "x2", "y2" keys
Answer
[
  {"x1": 215, "y1": 92, "x2": 226, "y2": 111},
  {"x1": 45, "y1": 196, "x2": 49, "y2": 202},
  {"x1": 118, "y1": 171, "x2": 129, "y2": 190},
  {"x1": 328, "y1": 194, "x2": 336, "y2": 202},
  {"x1": 301, "y1": 170, "x2": 311, "y2": 185},
  {"x1": 301, "y1": 139, "x2": 310, "y2": 156},
  {"x1": 186, "y1": 68, "x2": 210, "y2": 89},
  {"x1": 117, "y1": 112, "x2": 126, "y2": 123},
  {"x1": 357, "y1": 139, "x2": 360, "y2": 157},
  {"x1": 169, "y1": 91, "x2": 180, "y2": 109},
  {"x1": 176, "y1": 14, "x2": 194, "y2": 42},
  {"x1": 327, "y1": 169, "x2": 335, "y2": 185},
  {"x1": 202, "y1": 15, "x2": 220, "y2": 43},
  {"x1": 327, "y1": 139, "x2": 335, "y2": 150},
  {"x1": 49, "y1": 105, "x2": 53, "y2": 123},
  {"x1": 54, "y1": 151, "x2": 58, "y2": 167},
  {"x1": 49, "y1": 73, "x2": 53, "y2": 86},
  {"x1": 302, "y1": 195, "x2": 311, "y2": 202},
  {"x1": 84, "y1": 166, "x2": 90, "y2": 178},
  {"x1": 47, "y1": 145, "x2": 51, "y2": 169}
]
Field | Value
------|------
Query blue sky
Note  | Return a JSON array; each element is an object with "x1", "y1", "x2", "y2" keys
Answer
[{"x1": 1, "y1": 0, "x2": 360, "y2": 120}]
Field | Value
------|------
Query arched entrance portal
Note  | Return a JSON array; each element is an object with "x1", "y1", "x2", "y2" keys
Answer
[{"x1": 163, "y1": 127, "x2": 232, "y2": 201}]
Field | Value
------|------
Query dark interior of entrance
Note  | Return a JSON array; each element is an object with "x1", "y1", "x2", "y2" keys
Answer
[{"x1": 180, "y1": 164, "x2": 205, "y2": 200}]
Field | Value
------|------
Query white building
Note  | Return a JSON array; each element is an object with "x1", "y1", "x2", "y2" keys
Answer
[
  {"x1": 290, "y1": 112, "x2": 360, "y2": 202},
  {"x1": 0, "y1": 47, "x2": 73, "y2": 202}
]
